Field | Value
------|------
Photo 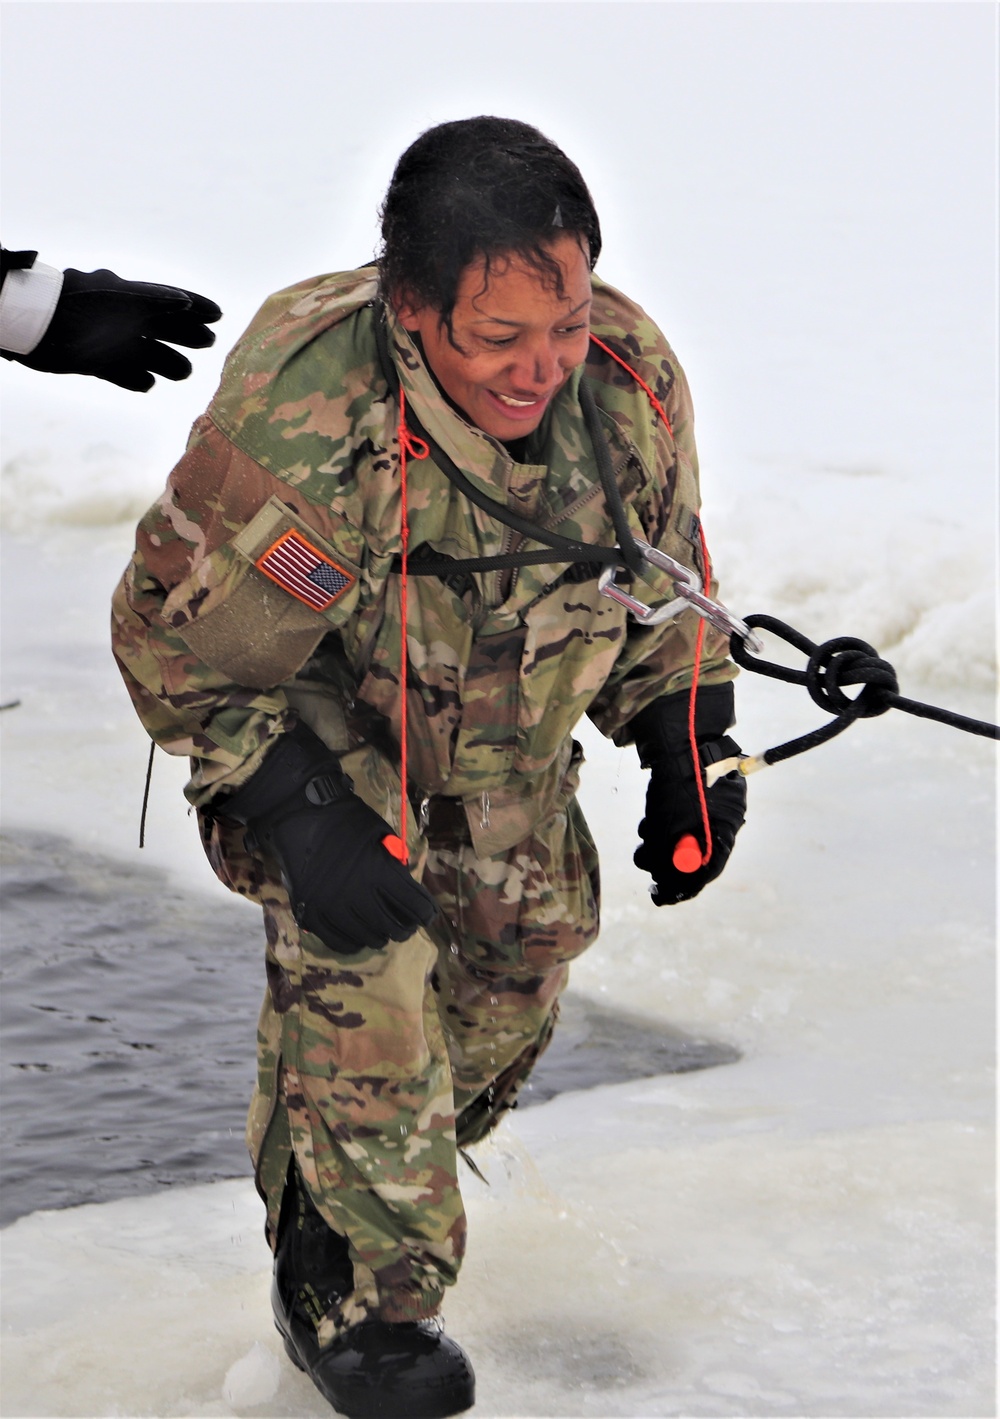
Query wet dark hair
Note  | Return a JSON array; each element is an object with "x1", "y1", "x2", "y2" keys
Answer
[{"x1": 378, "y1": 116, "x2": 602, "y2": 336}]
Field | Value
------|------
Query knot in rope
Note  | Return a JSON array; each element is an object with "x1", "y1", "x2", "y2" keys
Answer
[
  {"x1": 805, "y1": 636, "x2": 899, "y2": 722},
  {"x1": 400, "y1": 426, "x2": 429, "y2": 461},
  {"x1": 730, "y1": 613, "x2": 999, "y2": 766}
]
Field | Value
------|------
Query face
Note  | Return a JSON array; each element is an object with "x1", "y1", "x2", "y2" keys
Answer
[{"x1": 395, "y1": 232, "x2": 593, "y2": 441}]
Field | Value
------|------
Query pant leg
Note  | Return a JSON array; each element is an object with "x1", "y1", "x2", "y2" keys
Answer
[
  {"x1": 206, "y1": 745, "x2": 600, "y2": 1343},
  {"x1": 265, "y1": 891, "x2": 464, "y2": 1335},
  {"x1": 206, "y1": 747, "x2": 465, "y2": 1343},
  {"x1": 421, "y1": 792, "x2": 601, "y2": 1147}
]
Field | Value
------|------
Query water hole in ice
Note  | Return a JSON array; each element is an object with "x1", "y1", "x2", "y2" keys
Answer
[{"x1": 0, "y1": 829, "x2": 739, "y2": 1226}]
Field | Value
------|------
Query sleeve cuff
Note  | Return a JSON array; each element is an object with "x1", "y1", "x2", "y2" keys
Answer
[{"x1": 0, "y1": 261, "x2": 64, "y2": 354}]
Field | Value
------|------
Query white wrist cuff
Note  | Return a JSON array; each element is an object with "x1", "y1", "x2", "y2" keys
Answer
[{"x1": 0, "y1": 261, "x2": 65, "y2": 355}]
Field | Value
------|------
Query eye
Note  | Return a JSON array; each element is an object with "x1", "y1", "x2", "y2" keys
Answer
[
  {"x1": 482, "y1": 334, "x2": 517, "y2": 348},
  {"x1": 557, "y1": 322, "x2": 588, "y2": 338}
]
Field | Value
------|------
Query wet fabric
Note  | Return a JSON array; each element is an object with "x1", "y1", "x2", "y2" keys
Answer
[
  {"x1": 111, "y1": 266, "x2": 735, "y2": 1335},
  {"x1": 223, "y1": 736, "x2": 598, "y2": 1338}
]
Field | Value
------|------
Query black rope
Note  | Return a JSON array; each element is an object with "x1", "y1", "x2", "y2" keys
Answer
[
  {"x1": 138, "y1": 739, "x2": 155, "y2": 848},
  {"x1": 578, "y1": 375, "x2": 647, "y2": 578},
  {"x1": 730, "y1": 614, "x2": 999, "y2": 764}
]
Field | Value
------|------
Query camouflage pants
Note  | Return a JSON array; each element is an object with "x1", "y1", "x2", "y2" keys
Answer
[{"x1": 204, "y1": 742, "x2": 600, "y2": 1343}]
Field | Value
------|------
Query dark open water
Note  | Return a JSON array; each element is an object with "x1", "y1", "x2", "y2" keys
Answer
[{"x1": 0, "y1": 830, "x2": 738, "y2": 1227}]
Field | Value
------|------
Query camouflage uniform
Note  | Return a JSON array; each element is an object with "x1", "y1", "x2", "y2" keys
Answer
[{"x1": 111, "y1": 266, "x2": 734, "y2": 1337}]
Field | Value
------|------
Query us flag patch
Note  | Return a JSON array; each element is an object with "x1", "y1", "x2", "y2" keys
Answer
[{"x1": 255, "y1": 529, "x2": 356, "y2": 612}]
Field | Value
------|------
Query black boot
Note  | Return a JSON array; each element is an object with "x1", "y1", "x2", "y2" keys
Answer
[{"x1": 272, "y1": 1168, "x2": 476, "y2": 1419}]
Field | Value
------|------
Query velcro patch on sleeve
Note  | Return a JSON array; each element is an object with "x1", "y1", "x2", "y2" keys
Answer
[
  {"x1": 255, "y1": 529, "x2": 356, "y2": 612},
  {"x1": 674, "y1": 505, "x2": 701, "y2": 545}
]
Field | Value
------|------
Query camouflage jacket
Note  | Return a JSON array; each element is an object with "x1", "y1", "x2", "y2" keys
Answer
[{"x1": 112, "y1": 267, "x2": 735, "y2": 856}]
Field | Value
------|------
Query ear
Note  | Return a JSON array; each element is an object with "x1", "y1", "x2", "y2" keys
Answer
[{"x1": 392, "y1": 290, "x2": 424, "y2": 331}]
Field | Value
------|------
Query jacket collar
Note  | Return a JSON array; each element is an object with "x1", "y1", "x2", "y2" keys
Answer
[{"x1": 383, "y1": 301, "x2": 618, "y2": 533}]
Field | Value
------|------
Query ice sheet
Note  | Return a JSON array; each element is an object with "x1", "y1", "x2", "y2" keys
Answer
[{"x1": 1, "y1": 531, "x2": 993, "y2": 1415}]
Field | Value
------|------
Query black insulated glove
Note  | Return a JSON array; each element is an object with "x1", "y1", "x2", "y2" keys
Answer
[
  {"x1": 219, "y1": 724, "x2": 437, "y2": 955},
  {"x1": 631, "y1": 682, "x2": 747, "y2": 905},
  {"x1": 17, "y1": 267, "x2": 221, "y2": 391}
]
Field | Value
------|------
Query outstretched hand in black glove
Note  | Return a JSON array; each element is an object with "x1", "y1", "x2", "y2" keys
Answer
[
  {"x1": 19, "y1": 267, "x2": 221, "y2": 391},
  {"x1": 219, "y1": 724, "x2": 437, "y2": 955},
  {"x1": 631, "y1": 681, "x2": 747, "y2": 905}
]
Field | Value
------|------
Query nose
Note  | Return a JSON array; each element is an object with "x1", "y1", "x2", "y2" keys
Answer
[{"x1": 510, "y1": 337, "x2": 560, "y2": 393}]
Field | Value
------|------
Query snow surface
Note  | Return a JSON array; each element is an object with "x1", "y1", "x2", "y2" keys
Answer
[{"x1": 1, "y1": 3, "x2": 996, "y2": 1416}]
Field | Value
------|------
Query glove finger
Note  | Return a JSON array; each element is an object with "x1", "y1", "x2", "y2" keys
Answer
[
  {"x1": 152, "y1": 314, "x2": 218, "y2": 349},
  {"x1": 633, "y1": 826, "x2": 697, "y2": 876},
  {"x1": 338, "y1": 903, "x2": 394, "y2": 952},
  {"x1": 332, "y1": 882, "x2": 417, "y2": 948},
  {"x1": 180, "y1": 291, "x2": 222, "y2": 323},
  {"x1": 381, "y1": 870, "x2": 438, "y2": 928},
  {"x1": 124, "y1": 285, "x2": 194, "y2": 312},
  {"x1": 61, "y1": 270, "x2": 194, "y2": 310},
  {"x1": 143, "y1": 341, "x2": 194, "y2": 381},
  {"x1": 632, "y1": 841, "x2": 655, "y2": 874},
  {"x1": 320, "y1": 912, "x2": 388, "y2": 955},
  {"x1": 365, "y1": 893, "x2": 424, "y2": 942},
  {"x1": 299, "y1": 901, "x2": 385, "y2": 956},
  {"x1": 120, "y1": 284, "x2": 220, "y2": 324},
  {"x1": 649, "y1": 865, "x2": 712, "y2": 905},
  {"x1": 378, "y1": 888, "x2": 437, "y2": 941},
  {"x1": 97, "y1": 360, "x2": 156, "y2": 392},
  {"x1": 647, "y1": 842, "x2": 731, "y2": 906}
]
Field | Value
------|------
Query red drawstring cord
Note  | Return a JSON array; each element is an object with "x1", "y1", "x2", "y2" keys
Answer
[
  {"x1": 688, "y1": 525, "x2": 713, "y2": 867},
  {"x1": 588, "y1": 334, "x2": 674, "y2": 437},
  {"x1": 385, "y1": 385, "x2": 429, "y2": 866}
]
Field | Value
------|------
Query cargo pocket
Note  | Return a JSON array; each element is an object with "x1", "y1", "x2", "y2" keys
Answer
[
  {"x1": 513, "y1": 795, "x2": 601, "y2": 975},
  {"x1": 449, "y1": 625, "x2": 527, "y2": 784},
  {"x1": 424, "y1": 784, "x2": 601, "y2": 978},
  {"x1": 163, "y1": 495, "x2": 364, "y2": 690}
]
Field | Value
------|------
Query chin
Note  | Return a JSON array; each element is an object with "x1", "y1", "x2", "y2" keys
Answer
[
  {"x1": 479, "y1": 407, "x2": 545, "y2": 439},
  {"x1": 495, "y1": 419, "x2": 542, "y2": 439}
]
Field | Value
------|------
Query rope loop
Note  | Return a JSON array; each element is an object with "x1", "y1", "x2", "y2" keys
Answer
[
  {"x1": 400, "y1": 427, "x2": 430, "y2": 461},
  {"x1": 730, "y1": 613, "x2": 999, "y2": 765}
]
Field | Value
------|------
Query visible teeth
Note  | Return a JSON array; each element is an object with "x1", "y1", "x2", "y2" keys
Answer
[{"x1": 495, "y1": 392, "x2": 537, "y2": 407}]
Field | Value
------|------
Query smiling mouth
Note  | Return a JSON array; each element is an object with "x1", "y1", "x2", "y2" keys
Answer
[{"x1": 492, "y1": 390, "x2": 545, "y2": 408}]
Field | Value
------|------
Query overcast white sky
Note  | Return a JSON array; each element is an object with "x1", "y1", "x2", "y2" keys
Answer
[{"x1": 2, "y1": 1, "x2": 996, "y2": 508}]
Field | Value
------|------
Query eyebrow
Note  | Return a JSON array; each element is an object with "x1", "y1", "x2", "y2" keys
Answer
[{"x1": 469, "y1": 297, "x2": 592, "y2": 328}]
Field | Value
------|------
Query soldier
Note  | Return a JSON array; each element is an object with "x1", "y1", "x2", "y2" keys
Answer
[{"x1": 112, "y1": 116, "x2": 746, "y2": 1418}]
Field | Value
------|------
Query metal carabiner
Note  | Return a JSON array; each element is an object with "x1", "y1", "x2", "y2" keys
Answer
[{"x1": 598, "y1": 540, "x2": 764, "y2": 653}]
